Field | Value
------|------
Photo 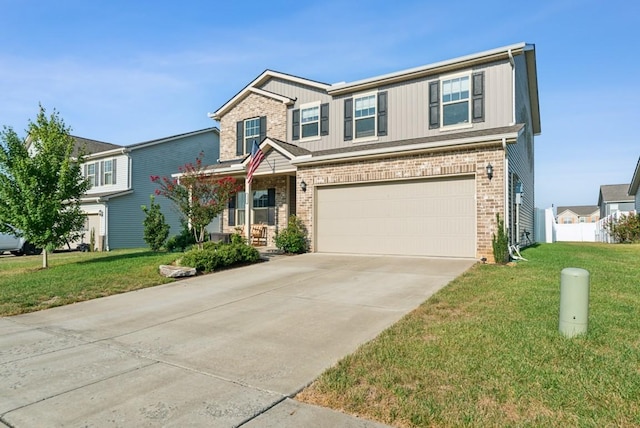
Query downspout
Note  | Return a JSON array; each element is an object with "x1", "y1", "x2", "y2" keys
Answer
[
  {"x1": 508, "y1": 49, "x2": 516, "y2": 125},
  {"x1": 502, "y1": 137, "x2": 509, "y2": 241}
]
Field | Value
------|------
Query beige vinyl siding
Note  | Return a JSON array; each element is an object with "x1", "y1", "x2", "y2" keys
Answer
[
  {"x1": 315, "y1": 176, "x2": 476, "y2": 257},
  {"x1": 261, "y1": 78, "x2": 330, "y2": 105},
  {"x1": 253, "y1": 149, "x2": 295, "y2": 175},
  {"x1": 300, "y1": 60, "x2": 514, "y2": 153}
]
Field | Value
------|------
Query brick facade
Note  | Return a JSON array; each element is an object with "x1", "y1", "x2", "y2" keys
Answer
[
  {"x1": 221, "y1": 175, "x2": 289, "y2": 247},
  {"x1": 296, "y1": 147, "x2": 505, "y2": 262},
  {"x1": 219, "y1": 93, "x2": 287, "y2": 161}
]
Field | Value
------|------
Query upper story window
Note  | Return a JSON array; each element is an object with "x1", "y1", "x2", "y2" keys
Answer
[
  {"x1": 292, "y1": 102, "x2": 329, "y2": 141},
  {"x1": 236, "y1": 116, "x2": 266, "y2": 156},
  {"x1": 102, "y1": 159, "x2": 115, "y2": 185},
  {"x1": 442, "y1": 76, "x2": 470, "y2": 126},
  {"x1": 86, "y1": 163, "x2": 97, "y2": 188},
  {"x1": 301, "y1": 105, "x2": 319, "y2": 138},
  {"x1": 343, "y1": 91, "x2": 387, "y2": 142},
  {"x1": 354, "y1": 94, "x2": 376, "y2": 139},
  {"x1": 429, "y1": 72, "x2": 484, "y2": 130}
]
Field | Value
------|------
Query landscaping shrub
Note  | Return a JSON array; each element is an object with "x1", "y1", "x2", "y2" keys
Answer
[
  {"x1": 166, "y1": 220, "x2": 197, "y2": 252},
  {"x1": 141, "y1": 195, "x2": 170, "y2": 251},
  {"x1": 275, "y1": 214, "x2": 308, "y2": 254},
  {"x1": 605, "y1": 212, "x2": 640, "y2": 243},
  {"x1": 180, "y1": 241, "x2": 260, "y2": 273},
  {"x1": 492, "y1": 213, "x2": 509, "y2": 264}
]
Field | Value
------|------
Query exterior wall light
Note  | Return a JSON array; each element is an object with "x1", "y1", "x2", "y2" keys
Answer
[
  {"x1": 300, "y1": 180, "x2": 307, "y2": 192},
  {"x1": 486, "y1": 163, "x2": 494, "y2": 180}
]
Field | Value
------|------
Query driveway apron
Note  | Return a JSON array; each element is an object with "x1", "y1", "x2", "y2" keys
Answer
[{"x1": 0, "y1": 253, "x2": 474, "y2": 427}]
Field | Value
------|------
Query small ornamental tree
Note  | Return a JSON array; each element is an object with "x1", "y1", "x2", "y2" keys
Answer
[
  {"x1": 151, "y1": 153, "x2": 241, "y2": 249},
  {"x1": 141, "y1": 195, "x2": 170, "y2": 251},
  {"x1": 0, "y1": 105, "x2": 89, "y2": 268},
  {"x1": 492, "y1": 213, "x2": 510, "y2": 264}
]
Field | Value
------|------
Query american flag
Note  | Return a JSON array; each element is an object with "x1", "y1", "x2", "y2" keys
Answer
[{"x1": 246, "y1": 140, "x2": 265, "y2": 184}]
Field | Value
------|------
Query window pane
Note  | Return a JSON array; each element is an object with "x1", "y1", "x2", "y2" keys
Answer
[
  {"x1": 245, "y1": 118, "x2": 260, "y2": 138},
  {"x1": 443, "y1": 102, "x2": 469, "y2": 126},
  {"x1": 355, "y1": 95, "x2": 376, "y2": 118},
  {"x1": 237, "y1": 209, "x2": 245, "y2": 225},
  {"x1": 253, "y1": 208, "x2": 268, "y2": 224},
  {"x1": 355, "y1": 117, "x2": 375, "y2": 138},
  {"x1": 253, "y1": 190, "x2": 268, "y2": 208},
  {"x1": 301, "y1": 106, "x2": 319, "y2": 123},
  {"x1": 302, "y1": 122, "x2": 319, "y2": 138}
]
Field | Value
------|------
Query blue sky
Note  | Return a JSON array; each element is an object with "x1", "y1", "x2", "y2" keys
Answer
[{"x1": 1, "y1": 0, "x2": 638, "y2": 209}]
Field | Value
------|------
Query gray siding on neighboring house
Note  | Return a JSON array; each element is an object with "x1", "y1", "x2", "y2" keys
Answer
[
  {"x1": 107, "y1": 129, "x2": 220, "y2": 249},
  {"x1": 507, "y1": 53, "x2": 536, "y2": 244}
]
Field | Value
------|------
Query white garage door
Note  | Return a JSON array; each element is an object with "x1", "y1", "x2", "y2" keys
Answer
[{"x1": 316, "y1": 176, "x2": 476, "y2": 257}]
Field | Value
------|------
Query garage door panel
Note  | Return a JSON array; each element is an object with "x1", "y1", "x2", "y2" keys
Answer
[{"x1": 316, "y1": 176, "x2": 476, "y2": 257}]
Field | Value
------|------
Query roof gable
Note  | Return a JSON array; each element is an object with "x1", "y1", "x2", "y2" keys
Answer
[
  {"x1": 598, "y1": 184, "x2": 634, "y2": 205},
  {"x1": 210, "y1": 70, "x2": 330, "y2": 120},
  {"x1": 556, "y1": 205, "x2": 599, "y2": 217}
]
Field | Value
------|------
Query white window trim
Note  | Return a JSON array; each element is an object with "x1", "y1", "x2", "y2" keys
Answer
[
  {"x1": 103, "y1": 159, "x2": 114, "y2": 186},
  {"x1": 244, "y1": 117, "x2": 261, "y2": 155},
  {"x1": 299, "y1": 101, "x2": 321, "y2": 142},
  {"x1": 86, "y1": 163, "x2": 96, "y2": 188},
  {"x1": 439, "y1": 72, "x2": 473, "y2": 131},
  {"x1": 353, "y1": 91, "x2": 378, "y2": 142}
]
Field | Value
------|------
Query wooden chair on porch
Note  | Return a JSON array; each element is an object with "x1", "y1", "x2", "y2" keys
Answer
[{"x1": 250, "y1": 224, "x2": 267, "y2": 246}]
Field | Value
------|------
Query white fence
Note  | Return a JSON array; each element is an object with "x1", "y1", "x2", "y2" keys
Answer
[
  {"x1": 595, "y1": 211, "x2": 635, "y2": 243},
  {"x1": 555, "y1": 223, "x2": 597, "y2": 242}
]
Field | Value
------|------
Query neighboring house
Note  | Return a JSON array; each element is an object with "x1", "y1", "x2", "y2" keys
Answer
[
  {"x1": 203, "y1": 42, "x2": 540, "y2": 261},
  {"x1": 556, "y1": 206, "x2": 600, "y2": 224},
  {"x1": 629, "y1": 157, "x2": 640, "y2": 211},
  {"x1": 76, "y1": 128, "x2": 219, "y2": 250},
  {"x1": 597, "y1": 184, "x2": 635, "y2": 218}
]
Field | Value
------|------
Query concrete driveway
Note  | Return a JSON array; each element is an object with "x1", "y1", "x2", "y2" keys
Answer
[{"x1": 0, "y1": 253, "x2": 474, "y2": 427}]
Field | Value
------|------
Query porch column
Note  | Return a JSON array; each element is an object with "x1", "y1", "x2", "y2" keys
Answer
[{"x1": 245, "y1": 177, "x2": 252, "y2": 243}]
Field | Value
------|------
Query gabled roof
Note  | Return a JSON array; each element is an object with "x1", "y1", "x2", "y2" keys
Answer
[
  {"x1": 629, "y1": 157, "x2": 640, "y2": 196},
  {"x1": 71, "y1": 136, "x2": 122, "y2": 157},
  {"x1": 84, "y1": 127, "x2": 219, "y2": 160},
  {"x1": 556, "y1": 205, "x2": 599, "y2": 217},
  {"x1": 210, "y1": 70, "x2": 330, "y2": 120},
  {"x1": 598, "y1": 184, "x2": 634, "y2": 205},
  {"x1": 209, "y1": 43, "x2": 540, "y2": 136}
]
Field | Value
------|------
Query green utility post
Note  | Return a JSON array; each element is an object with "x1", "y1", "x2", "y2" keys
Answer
[{"x1": 559, "y1": 268, "x2": 590, "y2": 338}]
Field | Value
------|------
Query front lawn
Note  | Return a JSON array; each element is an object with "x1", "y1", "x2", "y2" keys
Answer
[
  {"x1": 0, "y1": 249, "x2": 177, "y2": 316},
  {"x1": 297, "y1": 243, "x2": 640, "y2": 427}
]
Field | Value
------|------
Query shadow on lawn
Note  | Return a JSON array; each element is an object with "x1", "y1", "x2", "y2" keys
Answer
[{"x1": 76, "y1": 251, "x2": 174, "y2": 265}]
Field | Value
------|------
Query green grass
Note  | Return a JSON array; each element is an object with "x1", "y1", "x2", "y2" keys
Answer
[
  {"x1": 297, "y1": 243, "x2": 640, "y2": 427},
  {"x1": 0, "y1": 249, "x2": 177, "y2": 316}
]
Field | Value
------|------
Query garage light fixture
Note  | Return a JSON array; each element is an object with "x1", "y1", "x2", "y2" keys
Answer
[
  {"x1": 486, "y1": 163, "x2": 493, "y2": 181},
  {"x1": 300, "y1": 180, "x2": 307, "y2": 192}
]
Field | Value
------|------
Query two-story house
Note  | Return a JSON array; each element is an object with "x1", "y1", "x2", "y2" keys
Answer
[
  {"x1": 556, "y1": 206, "x2": 600, "y2": 224},
  {"x1": 203, "y1": 42, "x2": 540, "y2": 261},
  {"x1": 76, "y1": 128, "x2": 219, "y2": 250},
  {"x1": 597, "y1": 184, "x2": 635, "y2": 218}
]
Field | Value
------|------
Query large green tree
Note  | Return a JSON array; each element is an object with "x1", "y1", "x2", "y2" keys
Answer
[{"x1": 0, "y1": 106, "x2": 90, "y2": 268}]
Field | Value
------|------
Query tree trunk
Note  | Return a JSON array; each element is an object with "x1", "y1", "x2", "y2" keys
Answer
[{"x1": 42, "y1": 248, "x2": 49, "y2": 269}]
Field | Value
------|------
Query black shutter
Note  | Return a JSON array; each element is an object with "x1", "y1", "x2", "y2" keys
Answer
[
  {"x1": 99, "y1": 161, "x2": 104, "y2": 186},
  {"x1": 267, "y1": 187, "x2": 276, "y2": 225},
  {"x1": 236, "y1": 121, "x2": 243, "y2": 156},
  {"x1": 292, "y1": 109, "x2": 300, "y2": 140},
  {"x1": 259, "y1": 116, "x2": 267, "y2": 142},
  {"x1": 429, "y1": 81, "x2": 440, "y2": 129},
  {"x1": 228, "y1": 196, "x2": 236, "y2": 227},
  {"x1": 344, "y1": 98, "x2": 353, "y2": 141},
  {"x1": 377, "y1": 91, "x2": 387, "y2": 136},
  {"x1": 472, "y1": 72, "x2": 485, "y2": 123},
  {"x1": 112, "y1": 159, "x2": 117, "y2": 184},
  {"x1": 320, "y1": 103, "x2": 329, "y2": 136}
]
